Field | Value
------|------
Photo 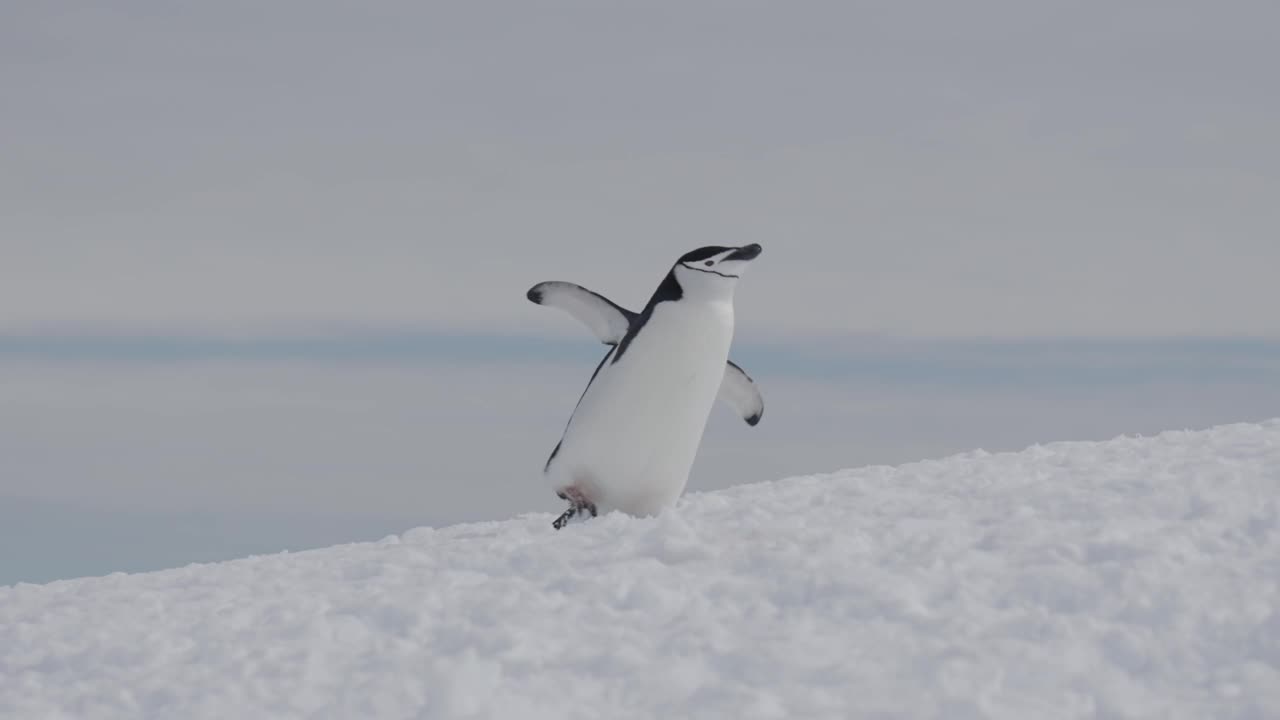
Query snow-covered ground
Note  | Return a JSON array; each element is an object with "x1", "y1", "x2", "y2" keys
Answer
[{"x1": 3, "y1": 421, "x2": 1279, "y2": 719}]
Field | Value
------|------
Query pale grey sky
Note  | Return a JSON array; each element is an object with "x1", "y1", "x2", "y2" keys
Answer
[
  {"x1": 4, "y1": 1, "x2": 1278, "y2": 337},
  {"x1": 4, "y1": 2, "x2": 1280, "y2": 584}
]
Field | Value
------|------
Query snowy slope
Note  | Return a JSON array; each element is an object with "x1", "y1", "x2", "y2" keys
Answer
[{"x1": 3, "y1": 421, "x2": 1279, "y2": 720}]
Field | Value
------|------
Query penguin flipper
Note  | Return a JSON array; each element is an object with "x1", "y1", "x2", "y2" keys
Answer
[
  {"x1": 526, "y1": 281, "x2": 637, "y2": 345},
  {"x1": 720, "y1": 360, "x2": 764, "y2": 426}
]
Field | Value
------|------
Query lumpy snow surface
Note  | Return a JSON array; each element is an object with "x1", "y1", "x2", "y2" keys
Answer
[{"x1": 3, "y1": 421, "x2": 1279, "y2": 719}]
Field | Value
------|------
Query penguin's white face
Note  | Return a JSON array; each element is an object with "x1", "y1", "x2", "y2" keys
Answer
[{"x1": 671, "y1": 244, "x2": 762, "y2": 298}]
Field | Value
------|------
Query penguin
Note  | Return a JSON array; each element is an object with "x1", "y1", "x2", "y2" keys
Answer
[{"x1": 526, "y1": 244, "x2": 765, "y2": 529}]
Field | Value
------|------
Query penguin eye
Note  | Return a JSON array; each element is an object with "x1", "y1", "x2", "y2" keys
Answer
[{"x1": 704, "y1": 260, "x2": 714, "y2": 266}]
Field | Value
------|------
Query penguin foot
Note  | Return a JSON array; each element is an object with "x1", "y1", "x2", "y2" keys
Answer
[
  {"x1": 552, "y1": 506, "x2": 576, "y2": 530},
  {"x1": 553, "y1": 489, "x2": 598, "y2": 530}
]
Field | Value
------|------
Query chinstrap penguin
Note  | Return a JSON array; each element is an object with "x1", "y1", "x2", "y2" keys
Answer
[{"x1": 527, "y1": 244, "x2": 764, "y2": 529}]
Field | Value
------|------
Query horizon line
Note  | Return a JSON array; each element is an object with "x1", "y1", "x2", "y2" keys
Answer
[{"x1": 3, "y1": 328, "x2": 1278, "y2": 386}]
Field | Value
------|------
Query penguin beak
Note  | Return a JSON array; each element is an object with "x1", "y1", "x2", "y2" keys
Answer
[{"x1": 724, "y1": 243, "x2": 762, "y2": 262}]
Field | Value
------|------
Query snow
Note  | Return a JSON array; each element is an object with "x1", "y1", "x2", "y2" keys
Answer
[{"x1": 3, "y1": 421, "x2": 1280, "y2": 719}]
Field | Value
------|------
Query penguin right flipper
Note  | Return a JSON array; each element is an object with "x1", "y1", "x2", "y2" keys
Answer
[
  {"x1": 720, "y1": 360, "x2": 764, "y2": 426},
  {"x1": 526, "y1": 281, "x2": 637, "y2": 345}
]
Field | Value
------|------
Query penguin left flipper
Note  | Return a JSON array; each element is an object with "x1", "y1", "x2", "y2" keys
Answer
[
  {"x1": 526, "y1": 281, "x2": 637, "y2": 345},
  {"x1": 720, "y1": 360, "x2": 764, "y2": 426}
]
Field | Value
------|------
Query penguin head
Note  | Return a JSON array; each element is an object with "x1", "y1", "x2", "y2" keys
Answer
[{"x1": 670, "y1": 244, "x2": 762, "y2": 298}]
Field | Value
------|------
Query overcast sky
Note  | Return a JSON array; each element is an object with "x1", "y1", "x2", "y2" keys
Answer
[
  {"x1": 3, "y1": 2, "x2": 1280, "y2": 584},
  {"x1": 4, "y1": 1, "x2": 1278, "y2": 337}
]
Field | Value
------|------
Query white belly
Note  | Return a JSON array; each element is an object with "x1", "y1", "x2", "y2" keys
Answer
[{"x1": 546, "y1": 300, "x2": 734, "y2": 515}]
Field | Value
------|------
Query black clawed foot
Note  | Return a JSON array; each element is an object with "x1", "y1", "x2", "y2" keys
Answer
[
  {"x1": 552, "y1": 506, "x2": 576, "y2": 530},
  {"x1": 551, "y1": 489, "x2": 597, "y2": 530}
]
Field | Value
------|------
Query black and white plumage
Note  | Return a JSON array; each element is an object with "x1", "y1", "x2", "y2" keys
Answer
[
  {"x1": 525, "y1": 281, "x2": 764, "y2": 427},
  {"x1": 528, "y1": 244, "x2": 765, "y2": 527}
]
